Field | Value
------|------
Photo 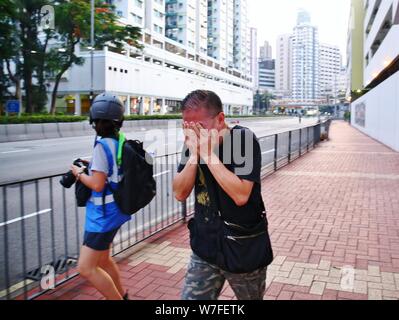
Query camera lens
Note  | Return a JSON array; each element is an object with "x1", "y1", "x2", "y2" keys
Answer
[{"x1": 60, "y1": 171, "x2": 76, "y2": 188}]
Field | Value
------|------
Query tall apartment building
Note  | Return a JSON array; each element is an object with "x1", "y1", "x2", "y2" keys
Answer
[
  {"x1": 319, "y1": 43, "x2": 342, "y2": 99},
  {"x1": 207, "y1": 0, "x2": 234, "y2": 68},
  {"x1": 165, "y1": 0, "x2": 207, "y2": 55},
  {"x1": 291, "y1": 9, "x2": 320, "y2": 101},
  {"x1": 259, "y1": 41, "x2": 273, "y2": 61},
  {"x1": 250, "y1": 27, "x2": 259, "y2": 89},
  {"x1": 48, "y1": 0, "x2": 254, "y2": 116},
  {"x1": 233, "y1": 0, "x2": 251, "y2": 75},
  {"x1": 258, "y1": 60, "x2": 275, "y2": 91},
  {"x1": 112, "y1": 0, "x2": 145, "y2": 28},
  {"x1": 275, "y1": 34, "x2": 292, "y2": 98},
  {"x1": 145, "y1": 0, "x2": 165, "y2": 39}
]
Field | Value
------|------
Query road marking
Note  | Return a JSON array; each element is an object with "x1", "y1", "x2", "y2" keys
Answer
[
  {"x1": 0, "y1": 279, "x2": 34, "y2": 299},
  {"x1": 153, "y1": 170, "x2": 171, "y2": 178},
  {"x1": 1, "y1": 149, "x2": 30, "y2": 154},
  {"x1": 0, "y1": 208, "x2": 52, "y2": 227}
]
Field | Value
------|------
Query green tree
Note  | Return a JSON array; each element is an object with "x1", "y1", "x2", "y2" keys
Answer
[
  {"x1": 0, "y1": 0, "x2": 142, "y2": 114},
  {"x1": 1, "y1": 0, "x2": 50, "y2": 113},
  {"x1": 0, "y1": 0, "x2": 20, "y2": 109},
  {"x1": 18, "y1": 0, "x2": 49, "y2": 113},
  {"x1": 47, "y1": 0, "x2": 142, "y2": 114}
]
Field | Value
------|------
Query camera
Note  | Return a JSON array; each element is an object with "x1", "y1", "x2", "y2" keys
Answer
[{"x1": 60, "y1": 159, "x2": 88, "y2": 189}]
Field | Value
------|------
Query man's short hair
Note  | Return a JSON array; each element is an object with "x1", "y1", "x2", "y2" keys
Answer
[{"x1": 181, "y1": 90, "x2": 223, "y2": 117}]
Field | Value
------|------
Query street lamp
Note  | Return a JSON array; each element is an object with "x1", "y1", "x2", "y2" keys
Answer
[{"x1": 90, "y1": 0, "x2": 94, "y2": 104}]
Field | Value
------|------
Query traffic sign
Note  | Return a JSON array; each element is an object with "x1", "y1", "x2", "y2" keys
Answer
[{"x1": 6, "y1": 100, "x2": 20, "y2": 114}]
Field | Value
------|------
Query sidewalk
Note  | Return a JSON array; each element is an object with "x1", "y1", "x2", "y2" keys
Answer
[{"x1": 38, "y1": 121, "x2": 399, "y2": 300}]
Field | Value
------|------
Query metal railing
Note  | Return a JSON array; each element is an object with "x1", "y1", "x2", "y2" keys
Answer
[{"x1": 0, "y1": 119, "x2": 332, "y2": 300}]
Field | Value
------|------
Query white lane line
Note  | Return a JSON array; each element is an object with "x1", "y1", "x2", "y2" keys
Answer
[
  {"x1": 0, "y1": 208, "x2": 52, "y2": 227},
  {"x1": 1, "y1": 149, "x2": 30, "y2": 154},
  {"x1": 262, "y1": 150, "x2": 275, "y2": 155},
  {"x1": 153, "y1": 170, "x2": 171, "y2": 178}
]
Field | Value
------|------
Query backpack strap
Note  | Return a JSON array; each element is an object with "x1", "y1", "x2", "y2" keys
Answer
[
  {"x1": 95, "y1": 138, "x2": 118, "y2": 214},
  {"x1": 95, "y1": 139, "x2": 114, "y2": 178},
  {"x1": 117, "y1": 132, "x2": 126, "y2": 167}
]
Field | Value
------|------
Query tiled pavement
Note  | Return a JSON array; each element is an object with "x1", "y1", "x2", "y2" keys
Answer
[{"x1": 39, "y1": 121, "x2": 399, "y2": 300}]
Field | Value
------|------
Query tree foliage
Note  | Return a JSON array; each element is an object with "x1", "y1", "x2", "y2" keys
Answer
[{"x1": 1, "y1": 0, "x2": 142, "y2": 114}]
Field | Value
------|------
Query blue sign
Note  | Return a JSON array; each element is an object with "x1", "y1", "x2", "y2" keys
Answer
[{"x1": 6, "y1": 100, "x2": 20, "y2": 113}]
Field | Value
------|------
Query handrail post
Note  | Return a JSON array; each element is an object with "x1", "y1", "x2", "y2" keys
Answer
[
  {"x1": 274, "y1": 134, "x2": 278, "y2": 171},
  {"x1": 299, "y1": 129, "x2": 302, "y2": 157},
  {"x1": 288, "y1": 131, "x2": 292, "y2": 163}
]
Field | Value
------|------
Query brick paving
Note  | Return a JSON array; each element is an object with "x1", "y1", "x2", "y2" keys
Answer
[{"x1": 38, "y1": 121, "x2": 399, "y2": 300}]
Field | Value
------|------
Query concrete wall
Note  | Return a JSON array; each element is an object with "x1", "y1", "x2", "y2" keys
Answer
[
  {"x1": 1, "y1": 117, "x2": 270, "y2": 143},
  {"x1": 351, "y1": 71, "x2": 399, "y2": 151}
]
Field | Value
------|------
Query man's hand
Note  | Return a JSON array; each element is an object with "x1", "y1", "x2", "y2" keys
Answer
[
  {"x1": 194, "y1": 123, "x2": 219, "y2": 163},
  {"x1": 183, "y1": 122, "x2": 199, "y2": 161}
]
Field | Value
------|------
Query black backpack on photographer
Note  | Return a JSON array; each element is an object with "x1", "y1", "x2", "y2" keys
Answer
[{"x1": 100, "y1": 136, "x2": 157, "y2": 215}]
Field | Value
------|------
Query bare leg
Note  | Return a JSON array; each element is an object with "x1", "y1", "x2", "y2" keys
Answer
[
  {"x1": 78, "y1": 245, "x2": 123, "y2": 300},
  {"x1": 99, "y1": 252, "x2": 125, "y2": 297}
]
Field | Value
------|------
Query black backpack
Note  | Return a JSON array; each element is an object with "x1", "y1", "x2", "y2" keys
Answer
[{"x1": 98, "y1": 135, "x2": 156, "y2": 215}]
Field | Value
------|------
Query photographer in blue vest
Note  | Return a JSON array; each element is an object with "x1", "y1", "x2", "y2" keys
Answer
[{"x1": 70, "y1": 93, "x2": 130, "y2": 300}]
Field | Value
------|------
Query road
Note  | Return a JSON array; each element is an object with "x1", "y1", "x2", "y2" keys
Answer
[
  {"x1": 0, "y1": 117, "x2": 318, "y2": 184},
  {"x1": 0, "y1": 116, "x2": 321, "y2": 298}
]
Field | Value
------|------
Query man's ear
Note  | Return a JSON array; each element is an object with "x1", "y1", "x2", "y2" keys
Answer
[{"x1": 217, "y1": 112, "x2": 225, "y2": 129}]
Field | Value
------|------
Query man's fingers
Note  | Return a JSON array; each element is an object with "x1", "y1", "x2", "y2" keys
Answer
[{"x1": 189, "y1": 122, "x2": 201, "y2": 137}]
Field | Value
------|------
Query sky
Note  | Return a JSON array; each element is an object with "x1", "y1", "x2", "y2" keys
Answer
[{"x1": 248, "y1": 0, "x2": 351, "y2": 62}]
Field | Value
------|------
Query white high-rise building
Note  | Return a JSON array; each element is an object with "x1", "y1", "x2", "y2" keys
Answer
[
  {"x1": 207, "y1": 0, "x2": 234, "y2": 68},
  {"x1": 259, "y1": 41, "x2": 273, "y2": 61},
  {"x1": 233, "y1": 0, "x2": 251, "y2": 75},
  {"x1": 196, "y1": 0, "x2": 208, "y2": 55},
  {"x1": 250, "y1": 27, "x2": 258, "y2": 89},
  {"x1": 112, "y1": 0, "x2": 145, "y2": 28},
  {"x1": 319, "y1": 43, "x2": 342, "y2": 100},
  {"x1": 297, "y1": 8, "x2": 311, "y2": 25},
  {"x1": 165, "y1": 0, "x2": 207, "y2": 55},
  {"x1": 275, "y1": 34, "x2": 293, "y2": 98},
  {"x1": 145, "y1": 0, "x2": 165, "y2": 39},
  {"x1": 47, "y1": 0, "x2": 254, "y2": 116},
  {"x1": 291, "y1": 9, "x2": 320, "y2": 101}
]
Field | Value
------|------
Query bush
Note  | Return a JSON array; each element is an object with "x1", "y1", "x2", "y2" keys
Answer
[
  {"x1": 0, "y1": 115, "x2": 88, "y2": 124},
  {"x1": 344, "y1": 111, "x2": 351, "y2": 122},
  {"x1": 124, "y1": 114, "x2": 182, "y2": 121},
  {"x1": 0, "y1": 113, "x2": 284, "y2": 124}
]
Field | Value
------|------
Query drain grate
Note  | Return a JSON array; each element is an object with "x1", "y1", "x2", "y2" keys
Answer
[{"x1": 26, "y1": 256, "x2": 78, "y2": 281}]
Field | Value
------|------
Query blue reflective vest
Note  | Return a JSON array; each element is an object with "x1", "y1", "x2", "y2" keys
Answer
[{"x1": 85, "y1": 137, "x2": 131, "y2": 233}]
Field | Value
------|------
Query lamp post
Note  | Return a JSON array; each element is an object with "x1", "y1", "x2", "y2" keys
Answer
[{"x1": 90, "y1": 0, "x2": 94, "y2": 104}]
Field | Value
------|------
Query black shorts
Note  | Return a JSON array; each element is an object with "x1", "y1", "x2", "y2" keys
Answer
[{"x1": 83, "y1": 228, "x2": 120, "y2": 251}]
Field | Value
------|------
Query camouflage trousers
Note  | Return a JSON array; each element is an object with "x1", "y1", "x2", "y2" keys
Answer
[{"x1": 181, "y1": 253, "x2": 267, "y2": 300}]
